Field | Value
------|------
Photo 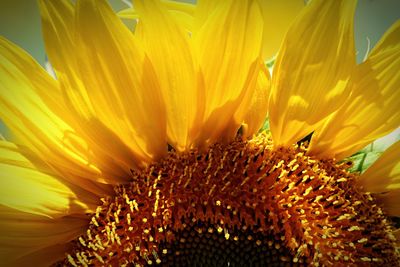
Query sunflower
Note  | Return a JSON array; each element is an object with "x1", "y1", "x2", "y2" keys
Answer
[{"x1": 0, "y1": 0, "x2": 399, "y2": 266}]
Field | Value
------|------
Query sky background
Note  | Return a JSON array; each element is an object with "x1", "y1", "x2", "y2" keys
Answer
[{"x1": 0, "y1": 0, "x2": 399, "y2": 151}]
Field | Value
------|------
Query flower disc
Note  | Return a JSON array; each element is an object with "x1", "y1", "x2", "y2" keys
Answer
[{"x1": 64, "y1": 134, "x2": 399, "y2": 266}]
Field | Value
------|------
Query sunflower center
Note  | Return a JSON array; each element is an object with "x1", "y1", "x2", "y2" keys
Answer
[
  {"x1": 156, "y1": 220, "x2": 303, "y2": 267},
  {"x1": 64, "y1": 133, "x2": 399, "y2": 267}
]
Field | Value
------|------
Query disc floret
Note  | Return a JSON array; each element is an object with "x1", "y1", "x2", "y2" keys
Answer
[{"x1": 66, "y1": 134, "x2": 399, "y2": 266}]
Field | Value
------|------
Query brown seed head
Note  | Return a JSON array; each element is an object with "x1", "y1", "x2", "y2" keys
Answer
[{"x1": 64, "y1": 133, "x2": 399, "y2": 266}]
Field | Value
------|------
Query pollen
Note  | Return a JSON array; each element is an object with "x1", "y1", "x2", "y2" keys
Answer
[{"x1": 63, "y1": 133, "x2": 399, "y2": 266}]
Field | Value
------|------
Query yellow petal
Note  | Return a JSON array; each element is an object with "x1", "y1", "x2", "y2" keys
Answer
[
  {"x1": 157, "y1": 0, "x2": 196, "y2": 33},
  {"x1": 193, "y1": 0, "x2": 264, "y2": 145},
  {"x1": 72, "y1": 0, "x2": 167, "y2": 162},
  {"x1": 0, "y1": 205, "x2": 86, "y2": 266},
  {"x1": 235, "y1": 62, "x2": 271, "y2": 138},
  {"x1": 192, "y1": 0, "x2": 218, "y2": 33},
  {"x1": 0, "y1": 140, "x2": 97, "y2": 218},
  {"x1": 40, "y1": 0, "x2": 166, "y2": 176},
  {"x1": 309, "y1": 20, "x2": 400, "y2": 159},
  {"x1": 372, "y1": 189, "x2": 400, "y2": 217},
  {"x1": 162, "y1": 0, "x2": 195, "y2": 15},
  {"x1": 0, "y1": 38, "x2": 115, "y2": 194},
  {"x1": 38, "y1": 0, "x2": 94, "y2": 121},
  {"x1": 165, "y1": 9, "x2": 194, "y2": 33},
  {"x1": 358, "y1": 140, "x2": 400, "y2": 216},
  {"x1": 258, "y1": 0, "x2": 304, "y2": 59},
  {"x1": 38, "y1": 0, "x2": 77, "y2": 88},
  {"x1": 268, "y1": 0, "x2": 356, "y2": 146},
  {"x1": 359, "y1": 140, "x2": 400, "y2": 193},
  {"x1": 117, "y1": 7, "x2": 139, "y2": 19},
  {"x1": 119, "y1": 0, "x2": 195, "y2": 32},
  {"x1": 134, "y1": 0, "x2": 199, "y2": 150},
  {"x1": 119, "y1": 0, "x2": 195, "y2": 18}
]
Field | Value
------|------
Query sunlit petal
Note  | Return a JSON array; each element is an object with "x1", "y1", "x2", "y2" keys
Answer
[
  {"x1": 234, "y1": 62, "x2": 271, "y2": 138},
  {"x1": 358, "y1": 141, "x2": 400, "y2": 216},
  {"x1": 193, "y1": 0, "x2": 264, "y2": 145},
  {"x1": 0, "y1": 38, "x2": 114, "y2": 193},
  {"x1": 258, "y1": 0, "x2": 304, "y2": 59},
  {"x1": 359, "y1": 140, "x2": 400, "y2": 193},
  {"x1": 135, "y1": 0, "x2": 199, "y2": 150},
  {"x1": 0, "y1": 141, "x2": 92, "y2": 218},
  {"x1": 74, "y1": 0, "x2": 167, "y2": 162},
  {"x1": 269, "y1": 0, "x2": 356, "y2": 146},
  {"x1": 0, "y1": 205, "x2": 86, "y2": 266},
  {"x1": 309, "y1": 20, "x2": 400, "y2": 159}
]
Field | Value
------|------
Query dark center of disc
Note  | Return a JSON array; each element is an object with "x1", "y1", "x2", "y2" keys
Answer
[{"x1": 157, "y1": 220, "x2": 305, "y2": 267}]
